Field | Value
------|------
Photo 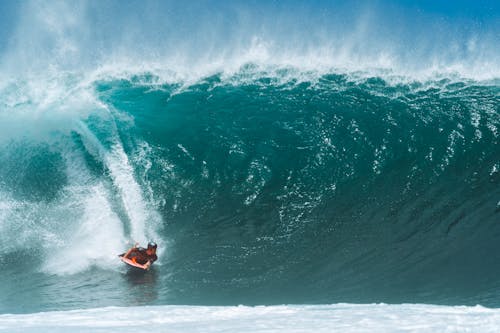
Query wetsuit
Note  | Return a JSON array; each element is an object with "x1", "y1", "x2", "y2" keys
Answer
[{"x1": 123, "y1": 247, "x2": 158, "y2": 265}]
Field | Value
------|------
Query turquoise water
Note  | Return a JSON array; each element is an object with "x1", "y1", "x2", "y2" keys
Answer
[
  {"x1": 0, "y1": 70, "x2": 498, "y2": 313},
  {"x1": 0, "y1": 0, "x2": 499, "y2": 316}
]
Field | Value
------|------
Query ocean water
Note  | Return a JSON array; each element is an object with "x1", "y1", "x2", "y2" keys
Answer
[
  {"x1": 1, "y1": 69, "x2": 499, "y2": 313},
  {"x1": 0, "y1": 0, "x2": 499, "y2": 331}
]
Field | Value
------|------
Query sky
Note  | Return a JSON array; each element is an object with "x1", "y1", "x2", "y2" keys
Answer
[
  {"x1": 0, "y1": 0, "x2": 498, "y2": 76},
  {"x1": 0, "y1": 0, "x2": 498, "y2": 39}
]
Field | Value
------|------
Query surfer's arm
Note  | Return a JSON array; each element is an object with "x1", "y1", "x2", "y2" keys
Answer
[
  {"x1": 132, "y1": 260, "x2": 151, "y2": 270},
  {"x1": 122, "y1": 243, "x2": 139, "y2": 259}
]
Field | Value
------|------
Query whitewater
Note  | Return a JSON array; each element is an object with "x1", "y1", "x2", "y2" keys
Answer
[
  {"x1": 0, "y1": 0, "x2": 499, "y2": 332},
  {"x1": 3, "y1": 304, "x2": 500, "y2": 333}
]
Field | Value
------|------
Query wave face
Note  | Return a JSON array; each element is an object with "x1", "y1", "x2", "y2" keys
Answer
[
  {"x1": 0, "y1": 70, "x2": 498, "y2": 313},
  {"x1": 0, "y1": 0, "x2": 499, "y2": 314}
]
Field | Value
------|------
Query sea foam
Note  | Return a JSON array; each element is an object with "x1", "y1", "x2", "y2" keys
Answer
[{"x1": 1, "y1": 304, "x2": 500, "y2": 333}]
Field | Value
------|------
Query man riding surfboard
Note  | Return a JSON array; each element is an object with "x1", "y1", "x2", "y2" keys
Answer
[{"x1": 120, "y1": 241, "x2": 158, "y2": 270}]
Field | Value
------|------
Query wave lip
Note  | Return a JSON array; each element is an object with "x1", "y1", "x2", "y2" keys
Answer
[{"x1": 2, "y1": 1, "x2": 499, "y2": 84}]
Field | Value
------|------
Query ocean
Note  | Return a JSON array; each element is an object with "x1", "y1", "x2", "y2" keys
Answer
[{"x1": 0, "y1": 0, "x2": 499, "y2": 331}]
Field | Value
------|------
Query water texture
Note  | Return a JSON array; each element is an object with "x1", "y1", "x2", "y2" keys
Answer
[{"x1": 0, "y1": 0, "x2": 498, "y2": 315}]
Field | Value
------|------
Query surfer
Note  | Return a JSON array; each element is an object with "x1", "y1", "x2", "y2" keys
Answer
[{"x1": 120, "y1": 242, "x2": 158, "y2": 270}]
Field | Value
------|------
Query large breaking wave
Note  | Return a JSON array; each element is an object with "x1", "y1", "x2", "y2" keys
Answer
[{"x1": 0, "y1": 0, "x2": 499, "y2": 314}]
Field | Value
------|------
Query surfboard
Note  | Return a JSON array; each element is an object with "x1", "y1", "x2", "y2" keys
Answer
[{"x1": 119, "y1": 256, "x2": 149, "y2": 270}]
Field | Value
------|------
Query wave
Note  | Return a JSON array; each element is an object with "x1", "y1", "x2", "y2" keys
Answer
[
  {"x1": 0, "y1": 0, "x2": 499, "y2": 313},
  {"x1": 0, "y1": 67, "x2": 498, "y2": 312}
]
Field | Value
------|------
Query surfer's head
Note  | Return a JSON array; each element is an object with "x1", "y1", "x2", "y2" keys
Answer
[{"x1": 147, "y1": 241, "x2": 157, "y2": 254}]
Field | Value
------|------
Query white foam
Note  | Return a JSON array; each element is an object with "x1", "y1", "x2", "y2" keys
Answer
[
  {"x1": 0, "y1": 152, "x2": 127, "y2": 274},
  {"x1": 1, "y1": 304, "x2": 500, "y2": 333},
  {"x1": 40, "y1": 183, "x2": 126, "y2": 275},
  {"x1": 76, "y1": 122, "x2": 160, "y2": 245}
]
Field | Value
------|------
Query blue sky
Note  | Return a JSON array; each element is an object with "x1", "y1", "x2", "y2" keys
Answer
[
  {"x1": 0, "y1": 0, "x2": 497, "y2": 66},
  {"x1": 390, "y1": 0, "x2": 499, "y2": 17},
  {"x1": 0, "y1": 1, "x2": 497, "y2": 36}
]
